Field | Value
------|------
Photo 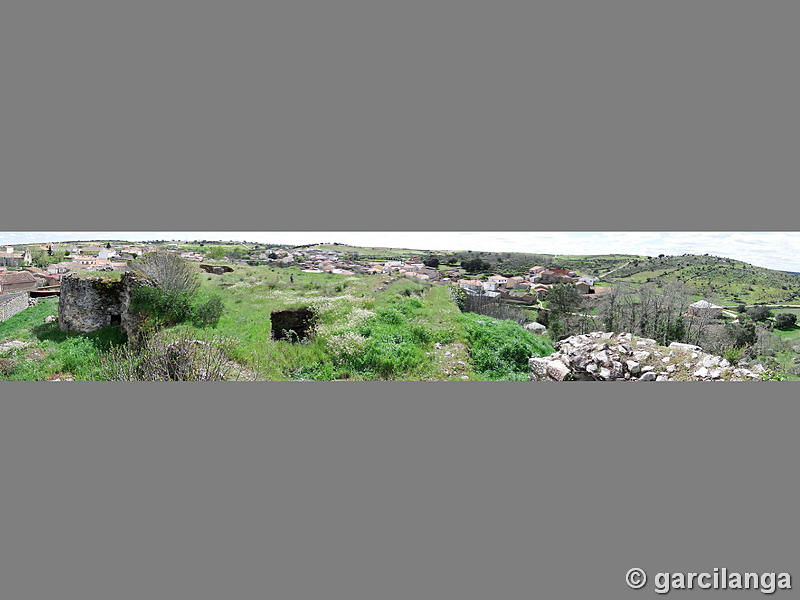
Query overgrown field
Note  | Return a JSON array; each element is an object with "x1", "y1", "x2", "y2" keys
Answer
[{"x1": 0, "y1": 266, "x2": 553, "y2": 381}]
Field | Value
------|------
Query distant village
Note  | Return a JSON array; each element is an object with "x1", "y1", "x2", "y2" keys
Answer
[{"x1": 0, "y1": 241, "x2": 604, "y2": 308}]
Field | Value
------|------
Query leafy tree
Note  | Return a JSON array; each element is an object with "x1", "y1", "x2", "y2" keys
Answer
[
  {"x1": 746, "y1": 305, "x2": 773, "y2": 322},
  {"x1": 206, "y1": 246, "x2": 227, "y2": 260},
  {"x1": 725, "y1": 321, "x2": 757, "y2": 348},
  {"x1": 775, "y1": 313, "x2": 797, "y2": 330},
  {"x1": 545, "y1": 283, "x2": 583, "y2": 316},
  {"x1": 461, "y1": 258, "x2": 489, "y2": 274},
  {"x1": 133, "y1": 250, "x2": 200, "y2": 296},
  {"x1": 423, "y1": 256, "x2": 440, "y2": 268}
]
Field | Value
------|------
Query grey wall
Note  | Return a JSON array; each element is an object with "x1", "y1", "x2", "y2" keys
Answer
[{"x1": 0, "y1": 291, "x2": 30, "y2": 322}]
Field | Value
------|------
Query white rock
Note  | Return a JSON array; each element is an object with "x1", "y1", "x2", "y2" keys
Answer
[
  {"x1": 666, "y1": 364, "x2": 676, "y2": 373},
  {"x1": 633, "y1": 350, "x2": 650, "y2": 362},
  {"x1": 702, "y1": 355, "x2": 720, "y2": 368},
  {"x1": 656, "y1": 375, "x2": 669, "y2": 381},
  {"x1": 529, "y1": 357, "x2": 549, "y2": 381},
  {"x1": 546, "y1": 360, "x2": 570, "y2": 381},
  {"x1": 719, "y1": 359, "x2": 730, "y2": 368},
  {"x1": 625, "y1": 360, "x2": 640, "y2": 374},
  {"x1": 694, "y1": 367, "x2": 709, "y2": 378},
  {"x1": 709, "y1": 368, "x2": 722, "y2": 379},
  {"x1": 669, "y1": 342, "x2": 703, "y2": 351},
  {"x1": 639, "y1": 372, "x2": 657, "y2": 381}
]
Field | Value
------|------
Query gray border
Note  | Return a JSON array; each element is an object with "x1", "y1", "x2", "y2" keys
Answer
[
  {"x1": 2, "y1": 2, "x2": 800, "y2": 230},
  {"x1": 2, "y1": 1, "x2": 800, "y2": 598},
  {"x1": 2, "y1": 382, "x2": 799, "y2": 600}
]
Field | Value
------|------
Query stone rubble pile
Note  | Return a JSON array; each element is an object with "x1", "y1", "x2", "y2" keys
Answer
[{"x1": 530, "y1": 332, "x2": 767, "y2": 382}]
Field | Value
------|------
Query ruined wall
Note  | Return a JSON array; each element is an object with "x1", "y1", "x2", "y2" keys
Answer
[
  {"x1": 0, "y1": 291, "x2": 30, "y2": 322},
  {"x1": 58, "y1": 273, "x2": 142, "y2": 334}
]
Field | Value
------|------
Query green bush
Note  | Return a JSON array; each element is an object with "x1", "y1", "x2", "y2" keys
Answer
[
  {"x1": 193, "y1": 294, "x2": 225, "y2": 327},
  {"x1": 775, "y1": 313, "x2": 797, "y2": 330},
  {"x1": 461, "y1": 313, "x2": 554, "y2": 380},
  {"x1": 131, "y1": 285, "x2": 225, "y2": 328}
]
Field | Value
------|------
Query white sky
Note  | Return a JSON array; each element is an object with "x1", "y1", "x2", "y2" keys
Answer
[{"x1": 2, "y1": 231, "x2": 799, "y2": 272}]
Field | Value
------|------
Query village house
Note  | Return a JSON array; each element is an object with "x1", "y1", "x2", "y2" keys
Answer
[
  {"x1": 532, "y1": 283, "x2": 551, "y2": 299},
  {"x1": 0, "y1": 270, "x2": 38, "y2": 294},
  {"x1": 538, "y1": 269, "x2": 578, "y2": 284},
  {"x1": 688, "y1": 300, "x2": 724, "y2": 319},
  {"x1": 48, "y1": 262, "x2": 73, "y2": 275},
  {"x1": 504, "y1": 276, "x2": 526, "y2": 289},
  {"x1": 0, "y1": 246, "x2": 32, "y2": 268},
  {"x1": 488, "y1": 274, "x2": 508, "y2": 286},
  {"x1": 98, "y1": 248, "x2": 117, "y2": 260}
]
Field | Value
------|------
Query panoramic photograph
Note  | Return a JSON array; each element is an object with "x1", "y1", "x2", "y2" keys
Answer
[{"x1": 1, "y1": 231, "x2": 799, "y2": 382}]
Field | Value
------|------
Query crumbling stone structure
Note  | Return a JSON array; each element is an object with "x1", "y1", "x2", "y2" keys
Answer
[
  {"x1": 271, "y1": 307, "x2": 315, "y2": 341},
  {"x1": 530, "y1": 332, "x2": 767, "y2": 382},
  {"x1": 199, "y1": 264, "x2": 234, "y2": 275},
  {"x1": 0, "y1": 291, "x2": 30, "y2": 323},
  {"x1": 58, "y1": 273, "x2": 142, "y2": 337}
]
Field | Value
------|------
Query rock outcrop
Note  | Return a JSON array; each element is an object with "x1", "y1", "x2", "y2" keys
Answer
[{"x1": 530, "y1": 332, "x2": 767, "y2": 381}]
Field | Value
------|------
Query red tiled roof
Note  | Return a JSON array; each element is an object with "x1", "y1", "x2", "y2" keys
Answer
[{"x1": 0, "y1": 271, "x2": 37, "y2": 284}]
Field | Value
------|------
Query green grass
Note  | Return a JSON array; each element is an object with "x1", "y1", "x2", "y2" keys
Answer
[
  {"x1": 0, "y1": 297, "x2": 126, "y2": 381},
  {"x1": 1, "y1": 267, "x2": 557, "y2": 381}
]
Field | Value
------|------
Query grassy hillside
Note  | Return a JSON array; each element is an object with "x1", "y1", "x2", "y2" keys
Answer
[
  {"x1": 598, "y1": 255, "x2": 800, "y2": 305},
  {"x1": 0, "y1": 266, "x2": 553, "y2": 381}
]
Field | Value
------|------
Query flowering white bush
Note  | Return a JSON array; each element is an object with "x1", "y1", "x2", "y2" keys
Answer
[{"x1": 327, "y1": 331, "x2": 368, "y2": 362}]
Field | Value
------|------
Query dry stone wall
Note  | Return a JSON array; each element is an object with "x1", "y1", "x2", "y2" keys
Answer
[{"x1": 0, "y1": 292, "x2": 30, "y2": 322}]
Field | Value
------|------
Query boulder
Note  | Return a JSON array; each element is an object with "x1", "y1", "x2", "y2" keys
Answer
[
  {"x1": 546, "y1": 360, "x2": 570, "y2": 381},
  {"x1": 524, "y1": 322, "x2": 547, "y2": 333},
  {"x1": 529, "y1": 357, "x2": 549, "y2": 381},
  {"x1": 639, "y1": 372, "x2": 657, "y2": 381},
  {"x1": 669, "y1": 342, "x2": 703, "y2": 351}
]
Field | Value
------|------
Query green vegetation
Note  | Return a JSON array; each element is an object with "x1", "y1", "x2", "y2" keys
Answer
[
  {"x1": 0, "y1": 298, "x2": 125, "y2": 381},
  {"x1": 0, "y1": 265, "x2": 555, "y2": 381},
  {"x1": 600, "y1": 255, "x2": 800, "y2": 305}
]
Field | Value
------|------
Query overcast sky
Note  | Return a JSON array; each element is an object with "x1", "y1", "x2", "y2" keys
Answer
[{"x1": 2, "y1": 231, "x2": 799, "y2": 271}]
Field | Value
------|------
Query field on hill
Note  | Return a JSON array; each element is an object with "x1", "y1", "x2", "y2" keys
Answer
[
  {"x1": 592, "y1": 255, "x2": 800, "y2": 305},
  {"x1": 0, "y1": 266, "x2": 553, "y2": 381}
]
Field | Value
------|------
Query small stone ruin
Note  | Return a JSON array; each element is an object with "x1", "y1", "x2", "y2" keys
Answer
[
  {"x1": 58, "y1": 273, "x2": 142, "y2": 338},
  {"x1": 199, "y1": 264, "x2": 234, "y2": 275},
  {"x1": 271, "y1": 307, "x2": 315, "y2": 342}
]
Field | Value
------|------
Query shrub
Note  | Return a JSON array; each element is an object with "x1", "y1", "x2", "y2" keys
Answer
[
  {"x1": 98, "y1": 331, "x2": 236, "y2": 381},
  {"x1": 193, "y1": 294, "x2": 225, "y2": 327},
  {"x1": 461, "y1": 313, "x2": 554, "y2": 380},
  {"x1": 747, "y1": 305, "x2": 773, "y2": 322},
  {"x1": 133, "y1": 250, "x2": 200, "y2": 296},
  {"x1": 130, "y1": 286, "x2": 195, "y2": 325},
  {"x1": 775, "y1": 313, "x2": 797, "y2": 330}
]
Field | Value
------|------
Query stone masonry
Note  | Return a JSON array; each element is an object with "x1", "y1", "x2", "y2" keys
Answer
[
  {"x1": 58, "y1": 273, "x2": 141, "y2": 337},
  {"x1": 0, "y1": 291, "x2": 30, "y2": 323}
]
